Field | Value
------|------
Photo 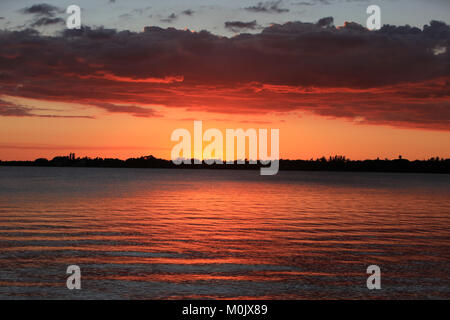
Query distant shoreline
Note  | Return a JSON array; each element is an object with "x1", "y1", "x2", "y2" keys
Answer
[{"x1": 1, "y1": 155, "x2": 449, "y2": 174}]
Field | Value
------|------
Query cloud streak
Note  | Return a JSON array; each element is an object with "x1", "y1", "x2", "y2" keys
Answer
[
  {"x1": 245, "y1": 1, "x2": 290, "y2": 13},
  {"x1": 31, "y1": 17, "x2": 64, "y2": 27},
  {"x1": 94, "y1": 102, "x2": 160, "y2": 117},
  {"x1": 0, "y1": 99, "x2": 93, "y2": 118}
]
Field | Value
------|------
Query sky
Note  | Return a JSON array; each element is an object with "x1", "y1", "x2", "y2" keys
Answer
[{"x1": 0, "y1": 0, "x2": 449, "y2": 161}]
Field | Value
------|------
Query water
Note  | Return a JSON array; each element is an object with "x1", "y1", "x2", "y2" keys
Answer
[{"x1": 0, "y1": 167, "x2": 449, "y2": 299}]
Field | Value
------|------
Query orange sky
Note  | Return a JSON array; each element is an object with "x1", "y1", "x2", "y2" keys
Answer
[{"x1": 1, "y1": 95, "x2": 449, "y2": 161}]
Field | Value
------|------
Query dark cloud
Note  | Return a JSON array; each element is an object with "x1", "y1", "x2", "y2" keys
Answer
[
  {"x1": 0, "y1": 19, "x2": 449, "y2": 129},
  {"x1": 20, "y1": 3, "x2": 62, "y2": 17},
  {"x1": 182, "y1": 9, "x2": 194, "y2": 16},
  {"x1": 0, "y1": 99, "x2": 32, "y2": 117},
  {"x1": 19, "y1": 3, "x2": 64, "y2": 29},
  {"x1": 160, "y1": 10, "x2": 193, "y2": 23},
  {"x1": 245, "y1": 1, "x2": 290, "y2": 13},
  {"x1": 225, "y1": 20, "x2": 260, "y2": 32},
  {"x1": 317, "y1": 16, "x2": 334, "y2": 27},
  {"x1": 161, "y1": 13, "x2": 177, "y2": 23}
]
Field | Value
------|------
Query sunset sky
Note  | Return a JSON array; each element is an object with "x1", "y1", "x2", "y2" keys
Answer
[{"x1": 0, "y1": 0, "x2": 449, "y2": 161}]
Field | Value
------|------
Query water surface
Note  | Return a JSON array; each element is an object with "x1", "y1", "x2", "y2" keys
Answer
[{"x1": 0, "y1": 167, "x2": 449, "y2": 299}]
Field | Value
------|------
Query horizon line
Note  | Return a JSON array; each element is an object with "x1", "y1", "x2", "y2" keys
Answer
[{"x1": 1, "y1": 154, "x2": 449, "y2": 163}]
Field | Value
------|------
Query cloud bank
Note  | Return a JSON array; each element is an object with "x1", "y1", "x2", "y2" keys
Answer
[{"x1": 0, "y1": 18, "x2": 448, "y2": 129}]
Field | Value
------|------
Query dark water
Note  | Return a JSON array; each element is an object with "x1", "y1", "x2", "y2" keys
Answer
[{"x1": 0, "y1": 167, "x2": 449, "y2": 299}]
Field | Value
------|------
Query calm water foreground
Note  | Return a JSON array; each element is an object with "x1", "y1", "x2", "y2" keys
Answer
[{"x1": 0, "y1": 167, "x2": 448, "y2": 299}]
